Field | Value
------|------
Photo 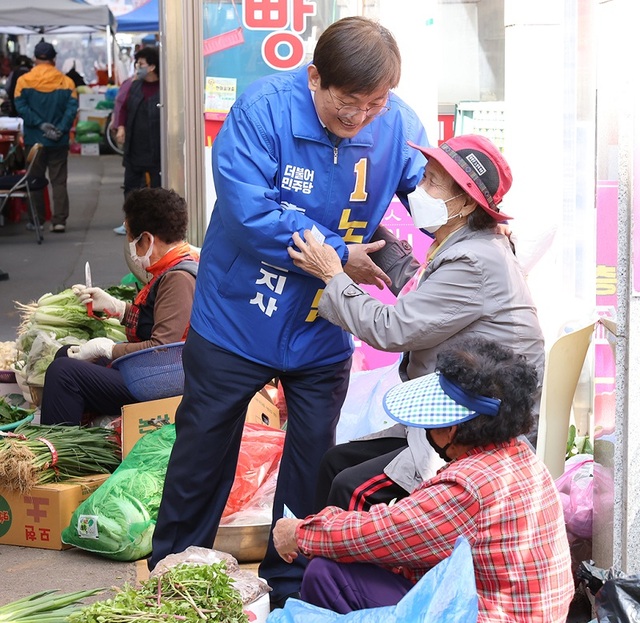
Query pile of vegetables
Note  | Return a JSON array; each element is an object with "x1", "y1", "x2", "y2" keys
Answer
[
  {"x1": 0, "y1": 588, "x2": 100, "y2": 623},
  {"x1": 69, "y1": 562, "x2": 248, "y2": 623},
  {"x1": 0, "y1": 340, "x2": 17, "y2": 370},
  {"x1": 0, "y1": 423, "x2": 121, "y2": 493},
  {"x1": 0, "y1": 396, "x2": 34, "y2": 428},
  {"x1": 14, "y1": 287, "x2": 132, "y2": 386}
]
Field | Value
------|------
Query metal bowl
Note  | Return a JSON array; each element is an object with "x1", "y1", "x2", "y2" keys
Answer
[{"x1": 213, "y1": 523, "x2": 270, "y2": 563}]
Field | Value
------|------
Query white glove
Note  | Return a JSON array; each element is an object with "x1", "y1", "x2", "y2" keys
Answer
[
  {"x1": 68, "y1": 337, "x2": 115, "y2": 361},
  {"x1": 72, "y1": 284, "x2": 127, "y2": 318}
]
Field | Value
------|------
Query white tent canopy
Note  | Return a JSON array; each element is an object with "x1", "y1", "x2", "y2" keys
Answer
[{"x1": 0, "y1": 0, "x2": 116, "y2": 35}]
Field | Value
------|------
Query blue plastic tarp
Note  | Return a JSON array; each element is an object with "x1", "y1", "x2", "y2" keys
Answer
[
  {"x1": 267, "y1": 536, "x2": 478, "y2": 623},
  {"x1": 117, "y1": 0, "x2": 158, "y2": 33}
]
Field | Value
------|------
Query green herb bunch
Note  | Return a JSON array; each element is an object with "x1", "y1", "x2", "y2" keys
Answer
[{"x1": 69, "y1": 562, "x2": 248, "y2": 623}]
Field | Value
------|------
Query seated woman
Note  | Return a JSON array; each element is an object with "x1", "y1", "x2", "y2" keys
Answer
[
  {"x1": 273, "y1": 337, "x2": 574, "y2": 622},
  {"x1": 40, "y1": 187, "x2": 199, "y2": 425},
  {"x1": 288, "y1": 134, "x2": 545, "y2": 511}
]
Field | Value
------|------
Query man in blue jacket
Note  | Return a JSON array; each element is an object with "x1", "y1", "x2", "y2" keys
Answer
[
  {"x1": 150, "y1": 16, "x2": 429, "y2": 608},
  {"x1": 15, "y1": 39, "x2": 78, "y2": 233}
]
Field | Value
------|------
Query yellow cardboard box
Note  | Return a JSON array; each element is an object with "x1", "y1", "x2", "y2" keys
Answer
[
  {"x1": 121, "y1": 389, "x2": 280, "y2": 458},
  {"x1": 0, "y1": 474, "x2": 110, "y2": 550}
]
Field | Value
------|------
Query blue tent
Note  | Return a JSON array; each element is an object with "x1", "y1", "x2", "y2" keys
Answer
[{"x1": 117, "y1": 0, "x2": 158, "y2": 33}]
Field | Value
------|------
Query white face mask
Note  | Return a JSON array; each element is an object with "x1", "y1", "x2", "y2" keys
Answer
[
  {"x1": 129, "y1": 233, "x2": 155, "y2": 271},
  {"x1": 408, "y1": 186, "x2": 464, "y2": 233}
]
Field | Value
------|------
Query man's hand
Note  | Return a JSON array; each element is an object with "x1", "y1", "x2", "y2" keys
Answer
[
  {"x1": 273, "y1": 518, "x2": 303, "y2": 563},
  {"x1": 344, "y1": 240, "x2": 392, "y2": 290},
  {"x1": 39, "y1": 122, "x2": 62, "y2": 141},
  {"x1": 288, "y1": 230, "x2": 344, "y2": 284}
]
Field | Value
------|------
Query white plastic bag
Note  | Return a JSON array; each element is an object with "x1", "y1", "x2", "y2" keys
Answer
[{"x1": 336, "y1": 362, "x2": 403, "y2": 444}]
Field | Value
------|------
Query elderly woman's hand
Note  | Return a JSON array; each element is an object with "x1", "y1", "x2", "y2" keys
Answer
[
  {"x1": 344, "y1": 241, "x2": 391, "y2": 290},
  {"x1": 273, "y1": 518, "x2": 303, "y2": 563},
  {"x1": 288, "y1": 230, "x2": 344, "y2": 284}
]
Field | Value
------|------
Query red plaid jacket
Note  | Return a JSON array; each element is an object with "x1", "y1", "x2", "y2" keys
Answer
[{"x1": 297, "y1": 439, "x2": 574, "y2": 623}]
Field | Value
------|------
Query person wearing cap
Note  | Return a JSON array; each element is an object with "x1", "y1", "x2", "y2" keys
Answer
[
  {"x1": 14, "y1": 39, "x2": 78, "y2": 233},
  {"x1": 288, "y1": 133, "x2": 545, "y2": 512},
  {"x1": 273, "y1": 337, "x2": 574, "y2": 621}
]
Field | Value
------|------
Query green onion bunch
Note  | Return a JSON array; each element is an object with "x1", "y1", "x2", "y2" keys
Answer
[
  {"x1": 0, "y1": 423, "x2": 121, "y2": 493},
  {"x1": 0, "y1": 588, "x2": 101, "y2": 623}
]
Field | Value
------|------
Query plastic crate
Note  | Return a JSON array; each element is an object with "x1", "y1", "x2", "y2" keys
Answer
[
  {"x1": 0, "y1": 370, "x2": 16, "y2": 383},
  {"x1": 111, "y1": 342, "x2": 185, "y2": 402}
]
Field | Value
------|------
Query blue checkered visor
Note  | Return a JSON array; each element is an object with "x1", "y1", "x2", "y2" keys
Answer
[{"x1": 382, "y1": 372, "x2": 501, "y2": 428}]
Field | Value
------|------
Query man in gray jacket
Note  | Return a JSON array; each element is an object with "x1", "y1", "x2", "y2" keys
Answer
[{"x1": 288, "y1": 134, "x2": 545, "y2": 510}]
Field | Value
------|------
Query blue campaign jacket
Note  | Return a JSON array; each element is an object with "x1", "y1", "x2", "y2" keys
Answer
[{"x1": 192, "y1": 64, "x2": 428, "y2": 370}]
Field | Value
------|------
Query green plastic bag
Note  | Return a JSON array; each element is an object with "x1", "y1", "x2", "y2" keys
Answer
[
  {"x1": 75, "y1": 120, "x2": 102, "y2": 136},
  {"x1": 75, "y1": 132, "x2": 102, "y2": 144},
  {"x1": 62, "y1": 424, "x2": 176, "y2": 561}
]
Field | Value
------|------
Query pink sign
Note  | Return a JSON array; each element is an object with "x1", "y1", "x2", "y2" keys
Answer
[
  {"x1": 243, "y1": 0, "x2": 317, "y2": 70},
  {"x1": 594, "y1": 180, "x2": 618, "y2": 434},
  {"x1": 354, "y1": 199, "x2": 435, "y2": 370}
]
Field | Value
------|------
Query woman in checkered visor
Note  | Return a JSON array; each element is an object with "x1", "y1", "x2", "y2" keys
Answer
[{"x1": 272, "y1": 337, "x2": 574, "y2": 622}]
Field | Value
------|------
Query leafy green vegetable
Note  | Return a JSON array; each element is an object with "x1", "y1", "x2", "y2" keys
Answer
[
  {"x1": 105, "y1": 284, "x2": 139, "y2": 303},
  {"x1": 0, "y1": 396, "x2": 35, "y2": 425},
  {"x1": 14, "y1": 287, "x2": 127, "y2": 385},
  {"x1": 566, "y1": 424, "x2": 594, "y2": 459},
  {"x1": 69, "y1": 562, "x2": 248, "y2": 623}
]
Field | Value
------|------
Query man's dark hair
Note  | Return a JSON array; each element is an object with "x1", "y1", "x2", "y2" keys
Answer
[
  {"x1": 134, "y1": 46, "x2": 159, "y2": 74},
  {"x1": 435, "y1": 337, "x2": 538, "y2": 446},
  {"x1": 123, "y1": 188, "x2": 187, "y2": 243},
  {"x1": 312, "y1": 16, "x2": 401, "y2": 94}
]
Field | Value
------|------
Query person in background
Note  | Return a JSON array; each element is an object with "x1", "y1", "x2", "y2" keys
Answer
[
  {"x1": 40, "y1": 188, "x2": 198, "y2": 426},
  {"x1": 149, "y1": 16, "x2": 429, "y2": 609},
  {"x1": 113, "y1": 46, "x2": 160, "y2": 235},
  {"x1": 2, "y1": 55, "x2": 33, "y2": 117},
  {"x1": 288, "y1": 134, "x2": 545, "y2": 513},
  {"x1": 273, "y1": 337, "x2": 574, "y2": 622},
  {"x1": 14, "y1": 39, "x2": 77, "y2": 233}
]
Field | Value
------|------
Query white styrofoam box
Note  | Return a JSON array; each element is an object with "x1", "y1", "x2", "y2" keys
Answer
[
  {"x1": 0, "y1": 117, "x2": 23, "y2": 131},
  {"x1": 78, "y1": 93, "x2": 106, "y2": 109},
  {"x1": 80, "y1": 143, "x2": 100, "y2": 156}
]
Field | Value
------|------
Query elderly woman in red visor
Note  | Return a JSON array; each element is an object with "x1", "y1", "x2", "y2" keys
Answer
[
  {"x1": 288, "y1": 134, "x2": 545, "y2": 515},
  {"x1": 273, "y1": 337, "x2": 574, "y2": 622}
]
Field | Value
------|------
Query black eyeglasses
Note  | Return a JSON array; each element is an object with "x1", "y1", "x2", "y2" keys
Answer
[{"x1": 327, "y1": 89, "x2": 390, "y2": 120}]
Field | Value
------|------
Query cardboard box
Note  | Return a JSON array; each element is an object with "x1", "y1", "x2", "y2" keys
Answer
[
  {"x1": 80, "y1": 143, "x2": 100, "y2": 156},
  {"x1": 121, "y1": 389, "x2": 280, "y2": 458},
  {"x1": 78, "y1": 109, "x2": 111, "y2": 133},
  {"x1": 0, "y1": 474, "x2": 110, "y2": 550}
]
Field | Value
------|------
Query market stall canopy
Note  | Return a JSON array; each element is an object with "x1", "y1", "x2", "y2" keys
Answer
[
  {"x1": 0, "y1": 0, "x2": 116, "y2": 35},
  {"x1": 116, "y1": 0, "x2": 158, "y2": 33}
]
